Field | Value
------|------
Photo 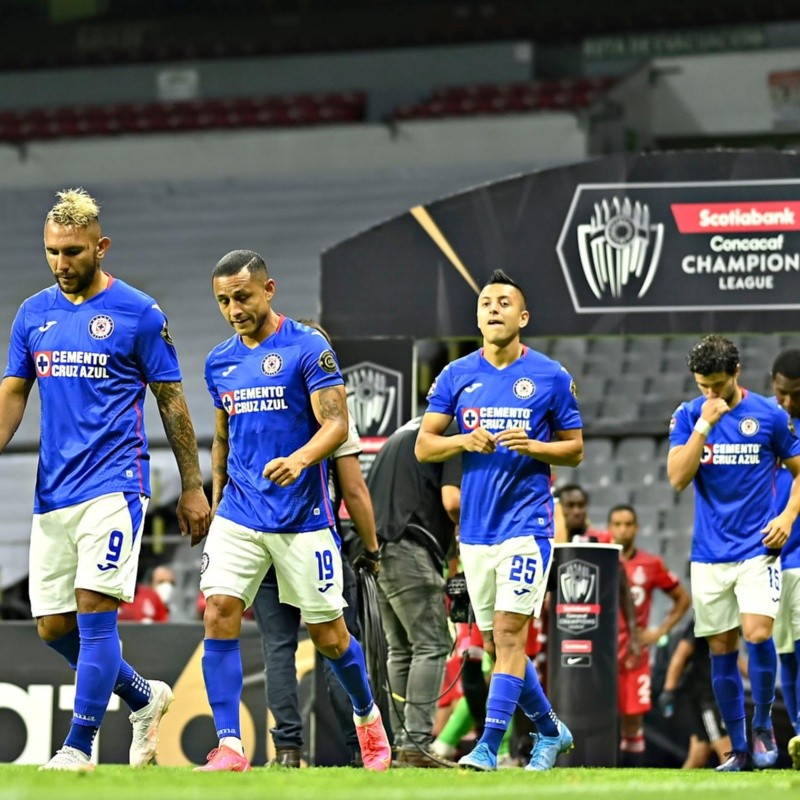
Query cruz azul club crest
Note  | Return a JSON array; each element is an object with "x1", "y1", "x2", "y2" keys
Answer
[
  {"x1": 576, "y1": 197, "x2": 665, "y2": 300},
  {"x1": 556, "y1": 559, "x2": 600, "y2": 634}
]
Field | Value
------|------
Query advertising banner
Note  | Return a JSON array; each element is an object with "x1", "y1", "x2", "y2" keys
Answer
[
  {"x1": 0, "y1": 622, "x2": 268, "y2": 766},
  {"x1": 322, "y1": 150, "x2": 800, "y2": 337},
  {"x1": 548, "y1": 543, "x2": 621, "y2": 767}
]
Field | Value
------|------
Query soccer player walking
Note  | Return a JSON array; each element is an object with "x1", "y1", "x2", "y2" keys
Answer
[
  {"x1": 0, "y1": 188, "x2": 210, "y2": 770},
  {"x1": 668, "y1": 334, "x2": 800, "y2": 771},
  {"x1": 196, "y1": 250, "x2": 390, "y2": 772},
  {"x1": 416, "y1": 269, "x2": 582, "y2": 772},
  {"x1": 770, "y1": 349, "x2": 800, "y2": 768}
]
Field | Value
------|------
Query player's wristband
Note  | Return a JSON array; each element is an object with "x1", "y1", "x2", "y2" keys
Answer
[{"x1": 693, "y1": 418, "x2": 712, "y2": 437}]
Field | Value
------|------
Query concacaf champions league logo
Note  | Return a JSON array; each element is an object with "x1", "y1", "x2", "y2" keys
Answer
[
  {"x1": 342, "y1": 361, "x2": 402, "y2": 437},
  {"x1": 556, "y1": 559, "x2": 600, "y2": 634},
  {"x1": 576, "y1": 197, "x2": 665, "y2": 300}
]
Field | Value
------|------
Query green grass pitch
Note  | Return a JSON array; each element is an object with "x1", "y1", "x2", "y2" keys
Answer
[{"x1": 1, "y1": 766, "x2": 800, "y2": 800}]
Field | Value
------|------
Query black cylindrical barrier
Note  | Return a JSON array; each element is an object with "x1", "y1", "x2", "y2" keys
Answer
[{"x1": 548, "y1": 542, "x2": 621, "y2": 767}]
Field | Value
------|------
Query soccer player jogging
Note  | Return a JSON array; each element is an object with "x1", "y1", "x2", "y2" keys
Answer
[
  {"x1": 668, "y1": 334, "x2": 800, "y2": 772},
  {"x1": 0, "y1": 188, "x2": 211, "y2": 771},
  {"x1": 608, "y1": 504, "x2": 690, "y2": 766},
  {"x1": 770, "y1": 349, "x2": 800, "y2": 768},
  {"x1": 196, "y1": 250, "x2": 390, "y2": 772},
  {"x1": 416, "y1": 269, "x2": 583, "y2": 772}
]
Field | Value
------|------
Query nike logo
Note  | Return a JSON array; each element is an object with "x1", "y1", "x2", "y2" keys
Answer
[
  {"x1": 318, "y1": 582, "x2": 334, "y2": 593},
  {"x1": 97, "y1": 563, "x2": 119, "y2": 572},
  {"x1": 513, "y1": 587, "x2": 531, "y2": 596},
  {"x1": 565, "y1": 656, "x2": 591, "y2": 667},
  {"x1": 38, "y1": 321, "x2": 58, "y2": 332},
  {"x1": 222, "y1": 365, "x2": 237, "y2": 377},
  {"x1": 464, "y1": 382, "x2": 483, "y2": 393}
]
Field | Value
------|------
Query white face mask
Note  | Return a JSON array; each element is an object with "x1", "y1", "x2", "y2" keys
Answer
[{"x1": 154, "y1": 581, "x2": 174, "y2": 605}]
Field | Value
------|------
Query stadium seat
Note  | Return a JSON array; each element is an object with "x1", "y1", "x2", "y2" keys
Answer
[{"x1": 615, "y1": 436, "x2": 657, "y2": 464}]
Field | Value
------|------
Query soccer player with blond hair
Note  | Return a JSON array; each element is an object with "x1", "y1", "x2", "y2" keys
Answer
[{"x1": 0, "y1": 188, "x2": 210, "y2": 770}]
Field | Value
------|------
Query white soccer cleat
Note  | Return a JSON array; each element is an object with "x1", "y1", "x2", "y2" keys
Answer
[
  {"x1": 39, "y1": 746, "x2": 94, "y2": 772},
  {"x1": 129, "y1": 680, "x2": 174, "y2": 767}
]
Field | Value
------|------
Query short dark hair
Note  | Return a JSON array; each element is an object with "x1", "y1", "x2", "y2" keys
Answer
[
  {"x1": 772, "y1": 349, "x2": 800, "y2": 380},
  {"x1": 212, "y1": 249, "x2": 269, "y2": 280},
  {"x1": 686, "y1": 335, "x2": 739, "y2": 376},
  {"x1": 556, "y1": 483, "x2": 588, "y2": 502},
  {"x1": 484, "y1": 269, "x2": 527, "y2": 308},
  {"x1": 608, "y1": 504, "x2": 637, "y2": 524},
  {"x1": 297, "y1": 318, "x2": 332, "y2": 345}
]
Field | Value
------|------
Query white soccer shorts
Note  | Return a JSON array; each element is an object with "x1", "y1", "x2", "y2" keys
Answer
[
  {"x1": 200, "y1": 515, "x2": 346, "y2": 624},
  {"x1": 29, "y1": 491, "x2": 148, "y2": 617},
  {"x1": 691, "y1": 554, "x2": 781, "y2": 637},
  {"x1": 460, "y1": 535, "x2": 553, "y2": 634},
  {"x1": 773, "y1": 566, "x2": 800, "y2": 654}
]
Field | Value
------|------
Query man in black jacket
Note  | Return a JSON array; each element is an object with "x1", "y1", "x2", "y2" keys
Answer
[{"x1": 367, "y1": 416, "x2": 461, "y2": 766}]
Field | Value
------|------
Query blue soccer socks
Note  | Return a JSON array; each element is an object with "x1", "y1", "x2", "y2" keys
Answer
[
  {"x1": 518, "y1": 660, "x2": 560, "y2": 737},
  {"x1": 202, "y1": 638, "x2": 243, "y2": 739},
  {"x1": 45, "y1": 625, "x2": 153, "y2": 712},
  {"x1": 711, "y1": 650, "x2": 747, "y2": 753},
  {"x1": 66, "y1": 611, "x2": 122, "y2": 756},
  {"x1": 325, "y1": 636, "x2": 374, "y2": 717},
  {"x1": 479, "y1": 673, "x2": 523, "y2": 753},
  {"x1": 747, "y1": 638, "x2": 777, "y2": 730}
]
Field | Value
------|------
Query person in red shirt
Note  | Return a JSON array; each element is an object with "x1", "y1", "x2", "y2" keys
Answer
[
  {"x1": 609, "y1": 504, "x2": 690, "y2": 766},
  {"x1": 119, "y1": 565, "x2": 176, "y2": 624}
]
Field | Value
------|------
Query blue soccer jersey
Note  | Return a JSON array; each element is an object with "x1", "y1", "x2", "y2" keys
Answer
[
  {"x1": 773, "y1": 407, "x2": 800, "y2": 571},
  {"x1": 4, "y1": 276, "x2": 181, "y2": 513},
  {"x1": 205, "y1": 316, "x2": 343, "y2": 533},
  {"x1": 425, "y1": 347, "x2": 581, "y2": 546},
  {"x1": 669, "y1": 390, "x2": 800, "y2": 563}
]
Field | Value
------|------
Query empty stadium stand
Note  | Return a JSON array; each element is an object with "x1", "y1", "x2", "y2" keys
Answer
[
  {"x1": 0, "y1": 92, "x2": 367, "y2": 144},
  {"x1": 392, "y1": 77, "x2": 617, "y2": 121}
]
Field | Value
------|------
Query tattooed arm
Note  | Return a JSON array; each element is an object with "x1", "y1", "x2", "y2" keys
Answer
[
  {"x1": 211, "y1": 407, "x2": 230, "y2": 513},
  {"x1": 150, "y1": 381, "x2": 211, "y2": 545},
  {"x1": 262, "y1": 384, "x2": 348, "y2": 487}
]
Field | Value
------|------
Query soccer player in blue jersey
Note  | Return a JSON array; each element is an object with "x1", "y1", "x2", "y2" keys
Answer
[
  {"x1": 415, "y1": 269, "x2": 583, "y2": 772},
  {"x1": 0, "y1": 188, "x2": 211, "y2": 771},
  {"x1": 770, "y1": 349, "x2": 800, "y2": 768},
  {"x1": 668, "y1": 335, "x2": 800, "y2": 772},
  {"x1": 196, "y1": 249, "x2": 391, "y2": 772}
]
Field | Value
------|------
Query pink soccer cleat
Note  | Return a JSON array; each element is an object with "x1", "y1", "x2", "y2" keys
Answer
[
  {"x1": 193, "y1": 745, "x2": 252, "y2": 772},
  {"x1": 355, "y1": 710, "x2": 392, "y2": 772}
]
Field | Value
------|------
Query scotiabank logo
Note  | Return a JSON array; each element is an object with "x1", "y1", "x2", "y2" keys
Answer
[
  {"x1": 671, "y1": 202, "x2": 800, "y2": 233},
  {"x1": 557, "y1": 181, "x2": 800, "y2": 312}
]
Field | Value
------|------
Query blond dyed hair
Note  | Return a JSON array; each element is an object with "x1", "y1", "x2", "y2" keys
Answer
[{"x1": 47, "y1": 188, "x2": 100, "y2": 227}]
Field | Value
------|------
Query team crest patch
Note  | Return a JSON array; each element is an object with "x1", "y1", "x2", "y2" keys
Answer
[
  {"x1": 160, "y1": 320, "x2": 174, "y2": 346},
  {"x1": 462, "y1": 407, "x2": 480, "y2": 429},
  {"x1": 261, "y1": 353, "x2": 283, "y2": 376},
  {"x1": 513, "y1": 378, "x2": 535, "y2": 399},
  {"x1": 200, "y1": 552, "x2": 209, "y2": 574},
  {"x1": 739, "y1": 417, "x2": 759, "y2": 436},
  {"x1": 318, "y1": 349, "x2": 338, "y2": 374},
  {"x1": 426, "y1": 377, "x2": 438, "y2": 399},
  {"x1": 570, "y1": 379, "x2": 578, "y2": 398},
  {"x1": 669, "y1": 416, "x2": 677, "y2": 433},
  {"x1": 790, "y1": 417, "x2": 797, "y2": 436},
  {"x1": 88, "y1": 314, "x2": 114, "y2": 339}
]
